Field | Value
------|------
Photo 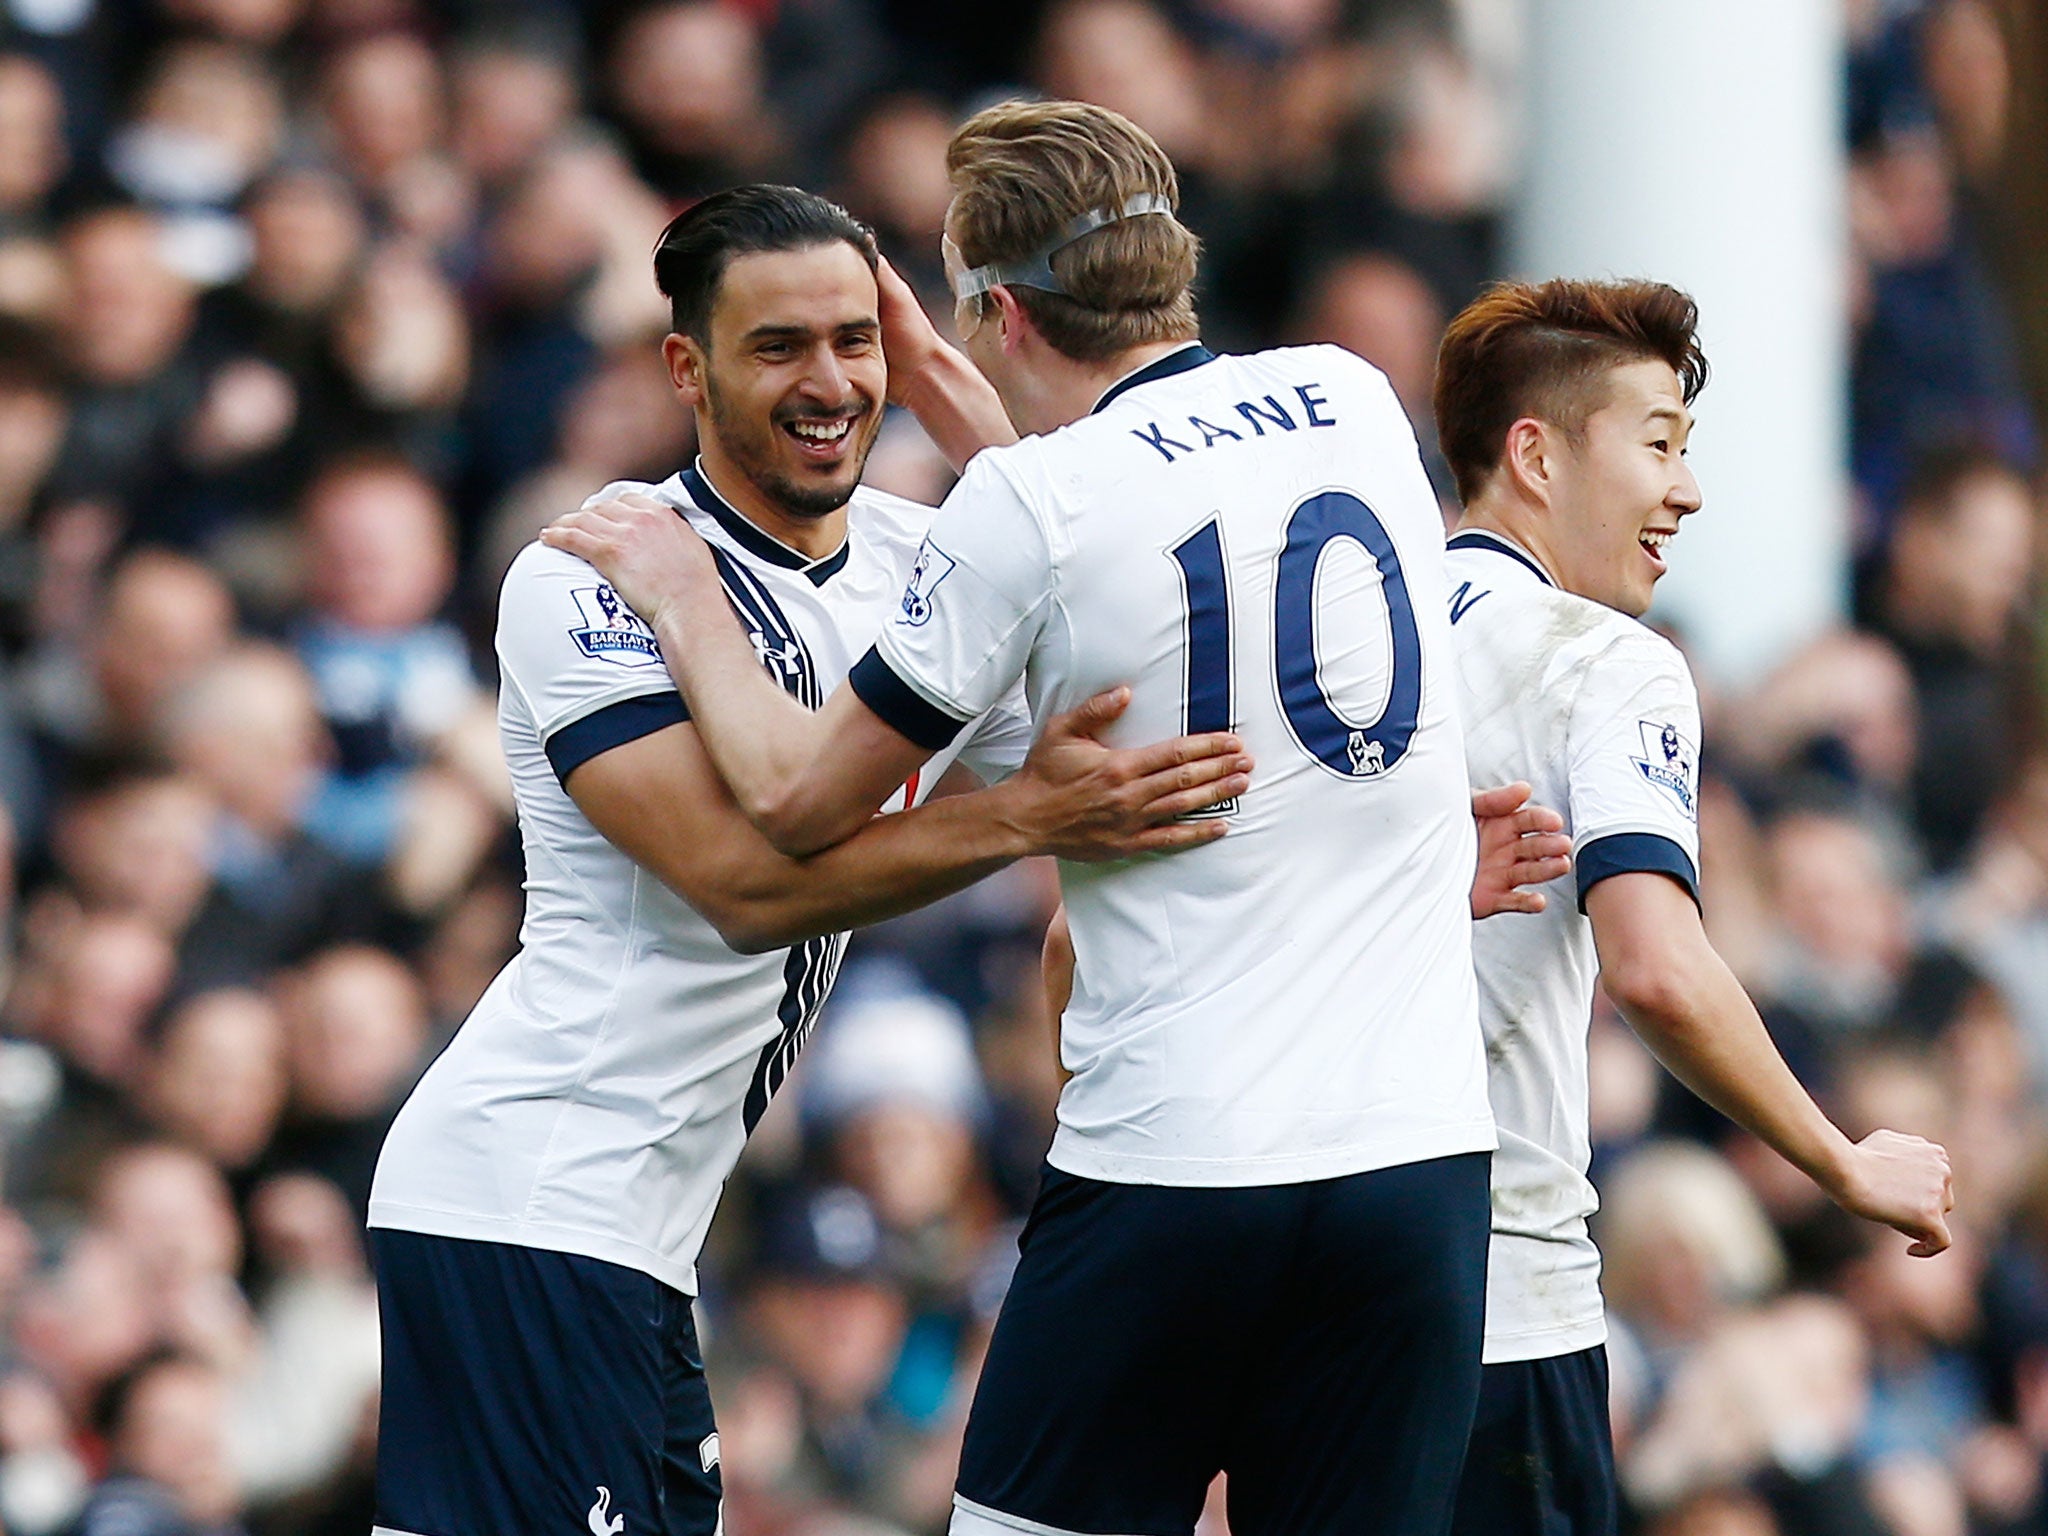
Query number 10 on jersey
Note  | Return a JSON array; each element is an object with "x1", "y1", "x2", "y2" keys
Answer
[{"x1": 1168, "y1": 489, "x2": 1425, "y2": 811}]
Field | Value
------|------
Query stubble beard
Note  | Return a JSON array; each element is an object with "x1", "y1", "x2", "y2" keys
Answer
[{"x1": 704, "y1": 374, "x2": 873, "y2": 521}]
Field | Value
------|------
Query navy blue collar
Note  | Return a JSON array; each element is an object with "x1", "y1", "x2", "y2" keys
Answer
[
  {"x1": 1091, "y1": 342, "x2": 1218, "y2": 415},
  {"x1": 1446, "y1": 528, "x2": 1555, "y2": 588},
  {"x1": 679, "y1": 462, "x2": 851, "y2": 587}
]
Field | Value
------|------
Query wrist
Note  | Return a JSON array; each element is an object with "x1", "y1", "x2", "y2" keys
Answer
[
  {"x1": 977, "y1": 776, "x2": 1044, "y2": 861},
  {"x1": 1810, "y1": 1130, "x2": 1861, "y2": 1205},
  {"x1": 896, "y1": 344, "x2": 966, "y2": 413}
]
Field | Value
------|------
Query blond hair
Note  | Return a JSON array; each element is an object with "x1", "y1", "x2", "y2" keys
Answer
[{"x1": 946, "y1": 98, "x2": 1200, "y2": 363}]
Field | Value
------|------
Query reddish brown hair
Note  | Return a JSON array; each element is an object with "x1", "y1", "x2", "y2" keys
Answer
[{"x1": 1433, "y1": 278, "x2": 1709, "y2": 506}]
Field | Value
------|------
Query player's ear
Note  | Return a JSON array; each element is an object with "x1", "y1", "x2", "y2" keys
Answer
[
  {"x1": 989, "y1": 285, "x2": 1032, "y2": 356},
  {"x1": 1502, "y1": 417, "x2": 1554, "y2": 505},
  {"x1": 665, "y1": 332, "x2": 709, "y2": 408}
]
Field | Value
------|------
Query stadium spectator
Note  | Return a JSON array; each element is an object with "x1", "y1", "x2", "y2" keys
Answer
[
  {"x1": 139, "y1": 989, "x2": 288, "y2": 1174},
  {"x1": 1867, "y1": 446, "x2": 2038, "y2": 870},
  {"x1": 74, "y1": 1351, "x2": 245, "y2": 1536},
  {"x1": 605, "y1": 1, "x2": 781, "y2": 202},
  {"x1": 156, "y1": 644, "x2": 390, "y2": 991},
  {"x1": 448, "y1": 26, "x2": 581, "y2": 196},
  {"x1": 28, "y1": 549, "x2": 236, "y2": 772},
  {"x1": 291, "y1": 454, "x2": 479, "y2": 860},
  {"x1": 0, "y1": 55, "x2": 67, "y2": 234},
  {"x1": 1758, "y1": 806, "x2": 1918, "y2": 1041},
  {"x1": 49, "y1": 207, "x2": 207, "y2": 536},
  {"x1": 267, "y1": 945, "x2": 427, "y2": 1213}
]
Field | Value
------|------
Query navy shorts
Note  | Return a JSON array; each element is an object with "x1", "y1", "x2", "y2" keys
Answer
[
  {"x1": 370, "y1": 1229, "x2": 722, "y2": 1536},
  {"x1": 1449, "y1": 1346, "x2": 1616, "y2": 1536},
  {"x1": 952, "y1": 1152, "x2": 1491, "y2": 1536}
]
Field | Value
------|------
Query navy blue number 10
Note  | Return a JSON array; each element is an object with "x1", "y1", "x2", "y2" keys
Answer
[{"x1": 1168, "y1": 490, "x2": 1424, "y2": 784}]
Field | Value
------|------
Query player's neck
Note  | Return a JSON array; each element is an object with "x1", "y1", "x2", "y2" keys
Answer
[
  {"x1": 693, "y1": 442, "x2": 848, "y2": 561},
  {"x1": 1454, "y1": 499, "x2": 1563, "y2": 587},
  {"x1": 1012, "y1": 337, "x2": 1199, "y2": 436}
]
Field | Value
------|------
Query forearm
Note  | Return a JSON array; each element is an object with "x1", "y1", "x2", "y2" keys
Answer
[
  {"x1": 896, "y1": 345, "x2": 1017, "y2": 473},
  {"x1": 716, "y1": 782, "x2": 1034, "y2": 950},
  {"x1": 648, "y1": 599, "x2": 854, "y2": 849},
  {"x1": 1612, "y1": 949, "x2": 1854, "y2": 1193}
]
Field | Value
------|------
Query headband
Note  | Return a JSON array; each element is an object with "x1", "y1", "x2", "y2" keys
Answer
[{"x1": 949, "y1": 193, "x2": 1175, "y2": 302}]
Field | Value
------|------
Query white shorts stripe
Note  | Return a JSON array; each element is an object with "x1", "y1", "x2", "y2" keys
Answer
[{"x1": 949, "y1": 1494, "x2": 1140, "y2": 1536}]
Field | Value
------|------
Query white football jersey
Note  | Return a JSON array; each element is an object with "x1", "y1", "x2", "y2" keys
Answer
[
  {"x1": 855, "y1": 343, "x2": 1495, "y2": 1187},
  {"x1": 368, "y1": 464, "x2": 1031, "y2": 1293},
  {"x1": 1445, "y1": 528, "x2": 1703, "y2": 1363}
]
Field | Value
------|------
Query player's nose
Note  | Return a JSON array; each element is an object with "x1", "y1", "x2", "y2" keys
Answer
[
  {"x1": 1671, "y1": 460, "x2": 1703, "y2": 514},
  {"x1": 799, "y1": 347, "x2": 858, "y2": 409}
]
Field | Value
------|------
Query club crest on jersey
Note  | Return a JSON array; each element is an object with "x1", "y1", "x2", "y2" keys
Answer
[
  {"x1": 1347, "y1": 731, "x2": 1386, "y2": 777},
  {"x1": 568, "y1": 585, "x2": 661, "y2": 667},
  {"x1": 898, "y1": 539, "x2": 956, "y2": 627},
  {"x1": 1632, "y1": 719, "x2": 1699, "y2": 817}
]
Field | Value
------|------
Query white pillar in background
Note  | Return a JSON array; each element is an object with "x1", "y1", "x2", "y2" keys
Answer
[{"x1": 1510, "y1": 0, "x2": 1849, "y2": 687}]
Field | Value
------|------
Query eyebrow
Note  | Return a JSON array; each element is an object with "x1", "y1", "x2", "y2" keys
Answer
[
  {"x1": 741, "y1": 317, "x2": 881, "y2": 344},
  {"x1": 1646, "y1": 406, "x2": 1692, "y2": 431}
]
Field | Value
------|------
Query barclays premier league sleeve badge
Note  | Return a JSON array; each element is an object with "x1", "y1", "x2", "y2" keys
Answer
[
  {"x1": 569, "y1": 585, "x2": 663, "y2": 666},
  {"x1": 1631, "y1": 719, "x2": 1699, "y2": 819},
  {"x1": 898, "y1": 539, "x2": 956, "y2": 627}
]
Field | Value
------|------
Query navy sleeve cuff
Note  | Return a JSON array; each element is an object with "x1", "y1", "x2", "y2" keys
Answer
[
  {"x1": 1575, "y1": 832, "x2": 1700, "y2": 913},
  {"x1": 546, "y1": 692, "x2": 688, "y2": 785},
  {"x1": 847, "y1": 647, "x2": 969, "y2": 752}
]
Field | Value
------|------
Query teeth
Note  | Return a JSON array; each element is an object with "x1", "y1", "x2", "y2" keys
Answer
[
  {"x1": 1642, "y1": 531, "x2": 1673, "y2": 548},
  {"x1": 791, "y1": 419, "x2": 851, "y2": 442}
]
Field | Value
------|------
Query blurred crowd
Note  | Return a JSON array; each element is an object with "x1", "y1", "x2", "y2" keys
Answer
[{"x1": 0, "y1": 0, "x2": 2038, "y2": 1533}]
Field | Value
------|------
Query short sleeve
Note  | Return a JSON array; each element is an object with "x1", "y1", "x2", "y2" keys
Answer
[
  {"x1": 857, "y1": 451, "x2": 1056, "y2": 747},
  {"x1": 1564, "y1": 628, "x2": 1704, "y2": 911},
  {"x1": 953, "y1": 680, "x2": 1036, "y2": 785},
  {"x1": 495, "y1": 544, "x2": 688, "y2": 785}
]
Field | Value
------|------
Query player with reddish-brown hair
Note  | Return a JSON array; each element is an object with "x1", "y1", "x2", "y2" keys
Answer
[{"x1": 1435, "y1": 277, "x2": 1953, "y2": 1535}]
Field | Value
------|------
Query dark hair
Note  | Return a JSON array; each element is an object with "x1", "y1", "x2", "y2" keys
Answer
[
  {"x1": 0, "y1": 316, "x2": 64, "y2": 395},
  {"x1": 652, "y1": 184, "x2": 878, "y2": 343},
  {"x1": 92, "y1": 1345, "x2": 203, "y2": 1443},
  {"x1": 1896, "y1": 440, "x2": 2025, "y2": 525},
  {"x1": 1433, "y1": 278, "x2": 1710, "y2": 507}
]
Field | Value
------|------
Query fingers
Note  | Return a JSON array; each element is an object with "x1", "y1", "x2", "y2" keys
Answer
[
  {"x1": 1109, "y1": 730, "x2": 1247, "y2": 778},
  {"x1": 545, "y1": 493, "x2": 671, "y2": 537},
  {"x1": 1509, "y1": 853, "x2": 1572, "y2": 887},
  {"x1": 877, "y1": 254, "x2": 919, "y2": 308},
  {"x1": 1134, "y1": 774, "x2": 1252, "y2": 821},
  {"x1": 1907, "y1": 1212, "x2": 1953, "y2": 1258},
  {"x1": 539, "y1": 522, "x2": 600, "y2": 559},
  {"x1": 1508, "y1": 806, "x2": 1568, "y2": 838},
  {"x1": 1487, "y1": 891, "x2": 1548, "y2": 916},
  {"x1": 1511, "y1": 839, "x2": 1573, "y2": 870},
  {"x1": 1470, "y1": 781, "x2": 1532, "y2": 819},
  {"x1": 1070, "y1": 686, "x2": 1132, "y2": 732},
  {"x1": 1125, "y1": 752, "x2": 1255, "y2": 808}
]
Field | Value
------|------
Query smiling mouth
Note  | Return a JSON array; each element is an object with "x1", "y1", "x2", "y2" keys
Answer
[
  {"x1": 781, "y1": 414, "x2": 861, "y2": 458},
  {"x1": 1640, "y1": 528, "x2": 1676, "y2": 566}
]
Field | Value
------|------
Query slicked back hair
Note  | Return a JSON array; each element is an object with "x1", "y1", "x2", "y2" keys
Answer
[
  {"x1": 946, "y1": 98, "x2": 1201, "y2": 364},
  {"x1": 653, "y1": 184, "x2": 878, "y2": 345},
  {"x1": 1433, "y1": 279, "x2": 1709, "y2": 507}
]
